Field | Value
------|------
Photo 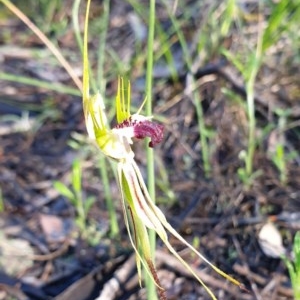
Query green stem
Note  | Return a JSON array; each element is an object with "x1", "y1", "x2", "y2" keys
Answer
[
  {"x1": 97, "y1": 0, "x2": 110, "y2": 92},
  {"x1": 99, "y1": 157, "x2": 119, "y2": 238},
  {"x1": 145, "y1": 0, "x2": 158, "y2": 299},
  {"x1": 72, "y1": 0, "x2": 83, "y2": 54},
  {"x1": 245, "y1": 4, "x2": 263, "y2": 179},
  {"x1": 95, "y1": 0, "x2": 119, "y2": 238},
  {"x1": 245, "y1": 80, "x2": 256, "y2": 177}
]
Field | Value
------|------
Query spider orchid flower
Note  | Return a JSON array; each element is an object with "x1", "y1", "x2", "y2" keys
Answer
[
  {"x1": 82, "y1": 2, "x2": 243, "y2": 300},
  {"x1": 83, "y1": 78, "x2": 242, "y2": 300}
]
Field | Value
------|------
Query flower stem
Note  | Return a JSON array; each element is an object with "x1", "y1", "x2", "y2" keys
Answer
[{"x1": 145, "y1": 0, "x2": 158, "y2": 299}]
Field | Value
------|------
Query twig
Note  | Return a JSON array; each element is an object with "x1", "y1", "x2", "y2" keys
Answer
[
  {"x1": 95, "y1": 254, "x2": 136, "y2": 300},
  {"x1": 233, "y1": 263, "x2": 293, "y2": 298},
  {"x1": 0, "y1": 0, "x2": 82, "y2": 91},
  {"x1": 155, "y1": 249, "x2": 249, "y2": 298}
]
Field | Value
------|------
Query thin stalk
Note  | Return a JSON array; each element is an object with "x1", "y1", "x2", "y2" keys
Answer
[
  {"x1": 99, "y1": 157, "x2": 119, "y2": 238},
  {"x1": 73, "y1": 0, "x2": 97, "y2": 92},
  {"x1": 96, "y1": 0, "x2": 119, "y2": 238},
  {"x1": 245, "y1": 7, "x2": 263, "y2": 178},
  {"x1": 245, "y1": 77, "x2": 256, "y2": 177},
  {"x1": 97, "y1": 0, "x2": 110, "y2": 91},
  {"x1": 145, "y1": 0, "x2": 158, "y2": 299},
  {"x1": 72, "y1": 0, "x2": 83, "y2": 54}
]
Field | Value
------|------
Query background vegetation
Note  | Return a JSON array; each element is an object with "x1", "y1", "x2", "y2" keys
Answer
[{"x1": 0, "y1": 0, "x2": 300, "y2": 299}]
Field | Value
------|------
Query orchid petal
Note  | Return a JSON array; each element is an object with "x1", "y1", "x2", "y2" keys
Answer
[
  {"x1": 118, "y1": 163, "x2": 163, "y2": 289},
  {"x1": 131, "y1": 160, "x2": 242, "y2": 292},
  {"x1": 116, "y1": 77, "x2": 131, "y2": 124}
]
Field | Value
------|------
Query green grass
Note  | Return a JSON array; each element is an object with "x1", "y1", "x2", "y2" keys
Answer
[
  {"x1": 220, "y1": 0, "x2": 300, "y2": 187},
  {"x1": 269, "y1": 108, "x2": 290, "y2": 185},
  {"x1": 54, "y1": 159, "x2": 101, "y2": 246},
  {"x1": 0, "y1": 72, "x2": 80, "y2": 96},
  {"x1": 282, "y1": 232, "x2": 300, "y2": 300}
]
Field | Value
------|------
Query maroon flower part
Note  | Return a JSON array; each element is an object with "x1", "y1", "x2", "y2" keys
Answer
[
  {"x1": 115, "y1": 118, "x2": 132, "y2": 129},
  {"x1": 133, "y1": 120, "x2": 164, "y2": 147},
  {"x1": 115, "y1": 117, "x2": 164, "y2": 148}
]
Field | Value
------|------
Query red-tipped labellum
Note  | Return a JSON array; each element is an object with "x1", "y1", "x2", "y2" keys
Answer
[
  {"x1": 133, "y1": 120, "x2": 164, "y2": 147},
  {"x1": 115, "y1": 117, "x2": 164, "y2": 147}
]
